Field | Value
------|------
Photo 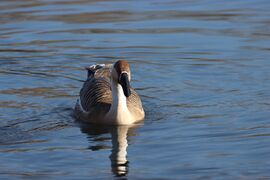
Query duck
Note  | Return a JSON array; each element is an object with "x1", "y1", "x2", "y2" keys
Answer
[{"x1": 74, "y1": 60, "x2": 145, "y2": 125}]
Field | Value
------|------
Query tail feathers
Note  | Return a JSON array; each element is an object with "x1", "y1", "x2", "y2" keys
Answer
[{"x1": 85, "y1": 64, "x2": 105, "y2": 78}]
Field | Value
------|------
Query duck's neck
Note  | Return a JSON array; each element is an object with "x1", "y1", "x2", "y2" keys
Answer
[{"x1": 106, "y1": 81, "x2": 133, "y2": 124}]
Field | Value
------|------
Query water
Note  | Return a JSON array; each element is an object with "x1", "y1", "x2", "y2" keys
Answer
[{"x1": 1, "y1": 0, "x2": 270, "y2": 179}]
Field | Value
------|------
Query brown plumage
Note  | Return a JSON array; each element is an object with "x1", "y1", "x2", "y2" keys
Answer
[
  {"x1": 114, "y1": 60, "x2": 130, "y2": 76},
  {"x1": 74, "y1": 60, "x2": 144, "y2": 125}
]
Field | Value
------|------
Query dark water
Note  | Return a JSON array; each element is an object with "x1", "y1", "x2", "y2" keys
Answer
[{"x1": 1, "y1": 0, "x2": 270, "y2": 179}]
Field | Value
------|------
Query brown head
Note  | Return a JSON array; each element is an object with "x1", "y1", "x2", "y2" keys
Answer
[{"x1": 112, "y1": 60, "x2": 131, "y2": 97}]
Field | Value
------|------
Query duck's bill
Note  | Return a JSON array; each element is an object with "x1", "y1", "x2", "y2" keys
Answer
[{"x1": 120, "y1": 73, "x2": 131, "y2": 97}]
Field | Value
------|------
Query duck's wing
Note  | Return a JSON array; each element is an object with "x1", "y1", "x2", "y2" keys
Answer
[
  {"x1": 127, "y1": 89, "x2": 144, "y2": 119},
  {"x1": 75, "y1": 64, "x2": 113, "y2": 122},
  {"x1": 80, "y1": 77, "x2": 112, "y2": 112}
]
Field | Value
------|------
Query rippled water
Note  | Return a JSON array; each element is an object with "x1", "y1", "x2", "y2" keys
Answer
[{"x1": 1, "y1": 0, "x2": 270, "y2": 179}]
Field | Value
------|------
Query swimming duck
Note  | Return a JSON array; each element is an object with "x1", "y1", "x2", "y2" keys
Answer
[{"x1": 75, "y1": 60, "x2": 145, "y2": 125}]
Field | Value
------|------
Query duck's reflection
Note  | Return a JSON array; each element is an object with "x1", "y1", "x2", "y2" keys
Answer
[{"x1": 80, "y1": 123, "x2": 139, "y2": 177}]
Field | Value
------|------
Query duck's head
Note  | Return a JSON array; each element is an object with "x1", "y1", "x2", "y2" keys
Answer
[{"x1": 112, "y1": 60, "x2": 131, "y2": 97}]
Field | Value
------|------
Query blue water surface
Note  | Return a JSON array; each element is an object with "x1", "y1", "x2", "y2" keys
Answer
[{"x1": 1, "y1": 0, "x2": 270, "y2": 179}]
